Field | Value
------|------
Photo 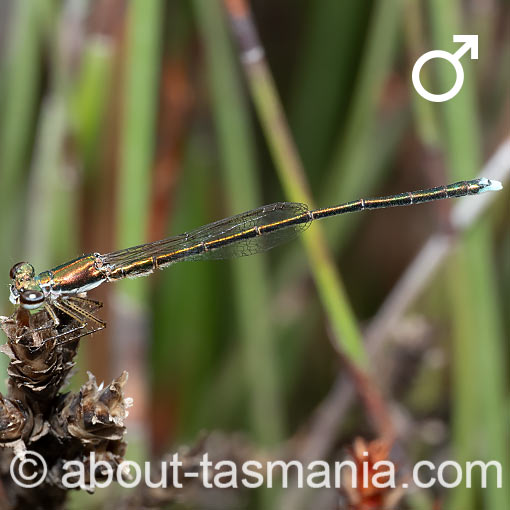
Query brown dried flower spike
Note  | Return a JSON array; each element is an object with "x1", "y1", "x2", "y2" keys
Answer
[
  {"x1": 0, "y1": 305, "x2": 132, "y2": 509},
  {"x1": 340, "y1": 437, "x2": 404, "y2": 510}
]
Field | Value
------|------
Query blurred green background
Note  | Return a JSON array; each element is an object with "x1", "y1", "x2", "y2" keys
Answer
[{"x1": 0, "y1": 0, "x2": 508, "y2": 509}]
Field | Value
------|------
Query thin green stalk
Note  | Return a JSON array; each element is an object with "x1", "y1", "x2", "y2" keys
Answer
[
  {"x1": 70, "y1": 38, "x2": 114, "y2": 175},
  {"x1": 320, "y1": 0, "x2": 403, "y2": 245},
  {"x1": 116, "y1": 0, "x2": 162, "y2": 295},
  {"x1": 404, "y1": 0, "x2": 441, "y2": 148},
  {"x1": 272, "y1": 0, "x2": 405, "y2": 365},
  {"x1": 275, "y1": 104, "x2": 409, "y2": 289},
  {"x1": 273, "y1": 0, "x2": 406, "y2": 337},
  {"x1": 271, "y1": 108, "x2": 409, "y2": 387},
  {"x1": 0, "y1": 1, "x2": 46, "y2": 296},
  {"x1": 223, "y1": 1, "x2": 365, "y2": 369},
  {"x1": 0, "y1": 0, "x2": 50, "y2": 394},
  {"x1": 152, "y1": 137, "x2": 227, "y2": 438},
  {"x1": 25, "y1": 96, "x2": 74, "y2": 272},
  {"x1": 115, "y1": 0, "x2": 163, "y2": 459},
  {"x1": 148, "y1": 6, "x2": 224, "y2": 440},
  {"x1": 289, "y1": 0, "x2": 371, "y2": 178},
  {"x1": 25, "y1": 5, "x2": 75, "y2": 272},
  {"x1": 429, "y1": 2, "x2": 508, "y2": 510},
  {"x1": 193, "y1": 0, "x2": 284, "y2": 445}
]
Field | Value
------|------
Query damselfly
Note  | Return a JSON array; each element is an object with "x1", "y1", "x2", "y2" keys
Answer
[{"x1": 5, "y1": 178, "x2": 502, "y2": 344}]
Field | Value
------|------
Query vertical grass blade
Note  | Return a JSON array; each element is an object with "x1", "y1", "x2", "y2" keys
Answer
[
  {"x1": 193, "y1": 0, "x2": 284, "y2": 445},
  {"x1": 116, "y1": 0, "x2": 162, "y2": 291},
  {"x1": 428, "y1": 1, "x2": 508, "y2": 509},
  {"x1": 70, "y1": 37, "x2": 114, "y2": 174},
  {"x1": 0, "y1": 1, "x2": 46, "y2": 294},
  {"x1": 320, "y1": 0, "x2": 403, "y2": 246},
  {"x1": 114, "y1": 0, "x2": 163, "y2": 457},
  {"x1": 223, "y1": 0, "x2": 366, "y2": 369},
  {"x1": 289, "y1": 0, "x2": 370, "y2": 177},
  {"x1": 0, "y1": 0, "x2": 49, "y2": 393}
]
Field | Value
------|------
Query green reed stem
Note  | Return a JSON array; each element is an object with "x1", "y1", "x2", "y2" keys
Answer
[
  {"x1": 116, "y1": 0, "x2": 162, "y2": 302},
  {"x1": 194, "y1": 0, "x2": 284, "y2": 445},
  {"x1": 0, "y1": 0, "x2": 50, "y2": 393},
  {"x1": 223, "y1": 1, "x2": 366, "y2": 368},
  {"x1": 320, "y1": 0, "x2": 403, "y2": 244},
  {"x1": 429, "y1": 1, "x2": 507, "y2": 509},
  {"x1": 289, "y1": 0, "x2": 371, "y2": 178},
  {"x1": 115, "y1": 0, "x2": 163, "y2": 462},
  {"x1": 0, "y1": 1, "x2": 47, "y2": 297}
]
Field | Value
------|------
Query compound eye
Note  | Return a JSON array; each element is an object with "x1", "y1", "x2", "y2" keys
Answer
[
  {"x1": 20, "y1": 290, "x2": 45, "y2": 309},
  {"x1": 10, "y1": 262, "x2": 26, "y2": 280},
  {"x1": 10, "y1": 262, "x2": 35, "y2": 280}
]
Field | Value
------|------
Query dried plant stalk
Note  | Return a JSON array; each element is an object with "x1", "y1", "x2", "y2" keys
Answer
[{"x1": 0, "y1": 305, "x2": 132, "y2": 510}]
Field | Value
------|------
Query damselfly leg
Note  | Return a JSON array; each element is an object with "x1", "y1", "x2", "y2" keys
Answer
[{"x1": 11, "y1": 296, "x2": 105, "y2": 345}]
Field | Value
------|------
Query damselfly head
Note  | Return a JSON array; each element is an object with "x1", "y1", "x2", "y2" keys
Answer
[{"x1": 8, "y1": 262, "x2": 45, "y2": 309}]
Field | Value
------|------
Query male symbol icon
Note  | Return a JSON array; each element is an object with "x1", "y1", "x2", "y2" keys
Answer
[{"x1": 412, "y1": 35, "x2": 478, "y2": 103}]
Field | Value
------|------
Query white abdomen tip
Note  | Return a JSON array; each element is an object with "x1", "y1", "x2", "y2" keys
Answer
[{"x1": 479, "y1": 178, "x2": 503, "y2": 192}]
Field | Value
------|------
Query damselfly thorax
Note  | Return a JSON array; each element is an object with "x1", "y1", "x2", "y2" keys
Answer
[{"x1": 6, "y1": 178, "x2": 502, "y2": 344}]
